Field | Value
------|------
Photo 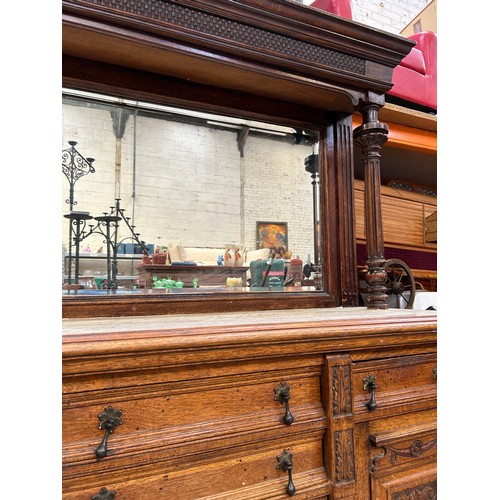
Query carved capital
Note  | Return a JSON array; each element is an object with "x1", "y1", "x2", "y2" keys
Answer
[
  {"x1": 353, "y1": 127, "x2": 388, "y2": 154},
  {"x1": 353, "y1": 101, "x2": 388, "y2": 153}
]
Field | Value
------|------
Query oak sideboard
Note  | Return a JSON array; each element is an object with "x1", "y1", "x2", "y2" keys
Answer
[{"x1": 62, "y1": 307, "x2": 437, "y2": 499}]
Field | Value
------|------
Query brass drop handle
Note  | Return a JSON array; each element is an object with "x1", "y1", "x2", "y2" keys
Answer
[
  {"x1": 363, "y1": 374, "x2": 378, "y2": 411},
  {"x1": 276, "y1": 449, "x2": 296, "y2": 496},
  {"x1": 92, "y1": 487, "x2": 116, "y2": 499},
  {"x1": 432, "y1": 367, "x2": 437, "y2": 379},
  {"x1": 273, "y1": 382, "x2": 294, "y2": 425},
  {"x1": 96, "y1": 406, "x2": 123, "y2": 459}
]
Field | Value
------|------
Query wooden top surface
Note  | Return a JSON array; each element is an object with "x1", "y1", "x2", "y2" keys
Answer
[{"x1": 62, "y1": 306, "x2": 436, "y2": 336}]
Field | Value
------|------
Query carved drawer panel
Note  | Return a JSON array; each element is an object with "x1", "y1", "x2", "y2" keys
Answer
[
  {"x1": 369, "y1": 414, "x2": 437, "y2": 476},
  {"x1": 63, "y1": 436, "x2": 330, "y2": 499},
  {"x1": 63, "y1": 359, "x2": 322, "y2": 445},
  {"x1": 63, "y1": 356, "x2": 327, "y2": 488},
  {"x1": 370, "y1": 462, "x2": 437, "y2": 499},
  {"x1": 351, "y1": 354, "x2": 437, "y2": 421}
]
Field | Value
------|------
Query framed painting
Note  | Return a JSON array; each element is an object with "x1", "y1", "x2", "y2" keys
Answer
[{"x1": 256, "y1": 221, "x2": 288, "y2": 250}]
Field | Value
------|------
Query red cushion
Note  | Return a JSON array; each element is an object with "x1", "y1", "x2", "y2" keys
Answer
[
  {"x1": 389, "y1": 32, "x2": 437, "y2": 110},
  {"x1": 399, "y1": 47, "x2": 426, "y2": 75}
]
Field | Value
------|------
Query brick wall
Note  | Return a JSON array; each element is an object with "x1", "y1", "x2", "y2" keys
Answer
[
  {"x1": 302, "y1": 0, "x2": 431, "y2": 35},
  {"x1": 352, "y1": 0, "x2": 430, "y2": 35},
  {"x1": 62, "y1": 102, "x2": 316, "y2": 261}
]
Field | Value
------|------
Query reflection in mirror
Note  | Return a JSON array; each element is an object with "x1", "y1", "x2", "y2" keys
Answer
[{"x1": 62, "y1": 90, "x2": 322, "y2": 295}]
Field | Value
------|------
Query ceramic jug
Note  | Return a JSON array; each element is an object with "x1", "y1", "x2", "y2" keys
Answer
[{"x1": 224, "y1": 243, "x2": 235, "y2": 267}]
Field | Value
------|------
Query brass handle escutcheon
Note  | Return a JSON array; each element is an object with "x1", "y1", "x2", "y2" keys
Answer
[
  {"x1": 96, "y1": 406, "x2": 123, "y2": 459},
  {"x1": 363, "y1": 374, "x2": 378, "y2": 411},
  {"x1": 276, "y1": 449, "x2": 296, "y2": 496},
  {"x1": 92, "y1": 487, "x2": 116, "y2": 499},
  {"x1": 273, "y1": 382, "x2": 294, "y2": 425}
]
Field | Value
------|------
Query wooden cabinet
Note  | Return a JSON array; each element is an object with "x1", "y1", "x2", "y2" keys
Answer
[{"x1": 62, "y1": 308, "x2": 437, "y2": 499}]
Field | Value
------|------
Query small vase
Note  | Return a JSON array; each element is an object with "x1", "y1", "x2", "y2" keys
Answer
[
  {"x1": 224, "y1": 244, "x2": 235, "y2": 267},
  {"x1": 233, "y1": 245, "x2": 242, "y2": 267}
]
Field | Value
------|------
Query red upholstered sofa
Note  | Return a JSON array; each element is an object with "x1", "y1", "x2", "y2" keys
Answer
[{"x1": 310, "y1": 0, "x2": 437, "y2": 111}]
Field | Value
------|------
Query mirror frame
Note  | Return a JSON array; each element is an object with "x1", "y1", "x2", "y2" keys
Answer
[
  {"x1": 62, "y1": 0, "x2": 413, "y2": 317},
  {"x1": 62, "y1": 58, "x2": 357, "y2": 317}
]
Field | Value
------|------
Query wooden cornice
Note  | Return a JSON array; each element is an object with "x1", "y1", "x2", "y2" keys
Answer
[{"x1": 62, "y1": 0, "x2": 414, "y2": 112}]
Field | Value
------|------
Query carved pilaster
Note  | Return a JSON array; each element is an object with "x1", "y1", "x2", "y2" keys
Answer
[
  {"x1": 334, "y1": 430, "x2": 355, "y2": 483},
  {"x1": 322, "y1": 355, "x2": 357, "y2": 496},
  {"x1": 353, "y1": 100, "x2": 389, "y2": 309},
  {"x1": 332, "y1": 364, "x2": 352, "y2": 416}
]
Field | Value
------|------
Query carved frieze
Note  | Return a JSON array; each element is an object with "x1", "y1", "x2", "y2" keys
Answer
[
  {"x1": 392, "y1": 480, "x2": 437, "y2": 500},
  {"x1": 371, "y1": 437, "x2": 437, "y2": 473},
  {"x1": 388, "y1": 438, "x2": 437, "y2": 465},
  {"x1": 69, "y1": 0, "x2": 366, "y2": 75}
]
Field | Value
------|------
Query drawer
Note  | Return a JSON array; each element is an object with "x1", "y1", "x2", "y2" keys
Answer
[
  {"x1": 368, "y1": 409, "x2": 437, "y2": 476},
  {"x1": 63, "y1": 436, "x2": 330, "y2": 499},
  {"x1": 371, "y1": 462, "x2": 436, "y2": 499},
  {"x1": 351, "y1": 354, "x2": 436, "y2": 421},
  {"x1": 63, "y1": 357, "x2": 322, "y2": 443},
  {"x1": 63, "y1": 358, "x2": 326, "y2": 478}
]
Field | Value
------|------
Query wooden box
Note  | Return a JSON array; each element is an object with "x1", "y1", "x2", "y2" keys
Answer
[{"x1": 425, "y1": 211, "x2": 437, "y2": 243}]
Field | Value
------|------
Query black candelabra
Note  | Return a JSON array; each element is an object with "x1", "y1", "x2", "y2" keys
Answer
[
  {"x1": 304, "y1": 152, "x2": 320, "y2": 266},
  {"x1": 62, "y1": 141, "x2": 95, "y2": 211},
  {"x1": 62, "y1": 142, "x2": 149, "y2": 288},
  {"x1": 62, "y1": 141, "x2": 95, "y2": 285},
  {"x1": 70, "y1": 199, "x2": 149, "y2": 289},
  {"x1": 64, "y1": 211, "x2": 94, "y2": 286}
]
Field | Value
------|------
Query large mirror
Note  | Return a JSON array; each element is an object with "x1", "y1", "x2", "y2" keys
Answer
[{"x1": 62, "y1": 89, "x2": 322, "y2": 295}]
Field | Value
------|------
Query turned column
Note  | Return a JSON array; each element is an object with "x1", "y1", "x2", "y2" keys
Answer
[{"x1": 353, "y1": 100, "x2": 389, "y2": 309}]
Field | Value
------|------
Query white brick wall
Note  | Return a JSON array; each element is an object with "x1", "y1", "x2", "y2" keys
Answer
[
  {"x1": 302, "y1": 0, "x2": 431, "y2": 35},
  {"x1": 62, "y1": 101, "x2": 316, "y2": 261},
  {"x1": 352, "y1": 0, "x2": 430, "y2": 34}
]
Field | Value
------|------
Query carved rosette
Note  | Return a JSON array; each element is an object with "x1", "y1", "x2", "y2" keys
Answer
[
  {"x1": 354, "y1": 102, "x2": 389, "y2": 309},
  {"x1": 332, "y1": 364, "x2": 352, "y2": 416},
  {"x1": 334, "y1": 430, "x2": 355, "y2": 483}
]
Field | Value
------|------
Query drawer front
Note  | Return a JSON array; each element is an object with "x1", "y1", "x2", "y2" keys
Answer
[
  {"x1": 63, "y1": 358, "x2": 322, "y2": 443},
  {"x1": 63, "y1": 358, "x2": 326, "y2": 479},
  {"x1": 352, "y1": 354, "x2": 436, "y2": 420},
  {"x1": 63, "y1": 437, "x2": 329, "y2": 499},
  {"x1": 371, "y1": 463, "x2": 436, "y2": 499}
]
